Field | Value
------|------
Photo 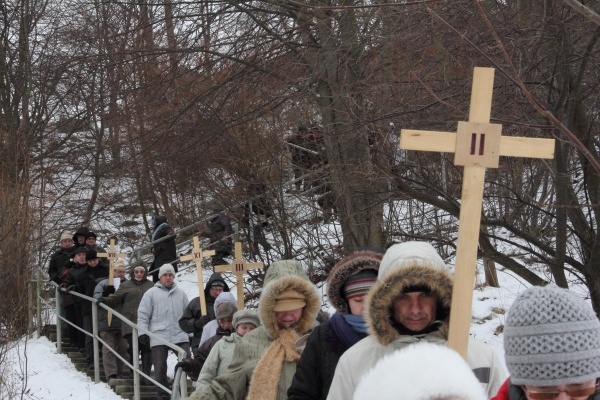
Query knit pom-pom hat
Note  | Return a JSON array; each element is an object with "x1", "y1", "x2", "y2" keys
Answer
[{"x1": 504, "y1": 284, "x2": 600, "y2": 386}]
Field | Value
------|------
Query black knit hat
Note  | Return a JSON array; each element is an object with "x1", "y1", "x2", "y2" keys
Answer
[
  {"x1": 85, "y1": 231, "x2": 97, "y2": 239},
  {"x1": 86, "y1": 249, "x2": 98, "y2": 261}
]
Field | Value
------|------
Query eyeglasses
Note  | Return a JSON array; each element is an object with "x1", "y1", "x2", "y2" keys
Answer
[{"x1": 523, "y1": 380, "x2": 599, "y2": 400}]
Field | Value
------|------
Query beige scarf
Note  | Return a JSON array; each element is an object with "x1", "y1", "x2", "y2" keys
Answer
[{"x1": 247, "y1": 329, "x2": 300, "y2": 400}]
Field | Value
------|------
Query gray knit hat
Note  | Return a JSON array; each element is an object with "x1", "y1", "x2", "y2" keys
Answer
[
  {"x1": 504, "y1": 285, "x2": 600, "y2": 386},
  {"x1": 233, "y1": 309, "x2": 260, "y2": 329},
  {"x1": 216, "y1": 302, "x2": 238, "y2": 320}
]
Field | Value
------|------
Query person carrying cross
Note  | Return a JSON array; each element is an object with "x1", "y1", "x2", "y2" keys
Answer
[
  {"x1": 326, "y1": 242, "x2": 506, "y2": 400},
  {"x1": 179, "y1": 273, "x2": 231, "y2": 348}
]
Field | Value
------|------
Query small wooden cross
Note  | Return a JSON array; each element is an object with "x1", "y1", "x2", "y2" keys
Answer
[
  {"x1": 215, "y1": 242, "x2": 264, "y2": 311},
  {"x1": 97, "y1": 238, "x2": 128, "y2": 325},
  {"x1": 179, "y1": 236, "x2": 215, "y2": 315},
  {"x1": 400, "y1": 67, "x2": 555, "y2": 358}
]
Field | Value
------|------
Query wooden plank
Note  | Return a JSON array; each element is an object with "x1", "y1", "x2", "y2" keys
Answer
[
  {"x1": 499, "y1": 136, "x2": 555, "y2": 159},
  {"x1": 400, "y1": 130, "x2": 457, "y2": 153}
]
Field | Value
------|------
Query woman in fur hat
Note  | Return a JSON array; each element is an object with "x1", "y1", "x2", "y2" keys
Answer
[{"x1": 288, "y1": 248, "x2": 383, "y2": 400}]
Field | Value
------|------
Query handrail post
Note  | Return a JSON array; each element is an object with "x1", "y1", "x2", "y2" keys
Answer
[
  {"x1": 92, "y1": 303, "x2": 100, "y2": 383},
  {"x1": 133, "y1": 327, "x2": 140, "y2": 400},
  {"x1": 56, "y1": 286, "x2": 62, "y2": 354},
  {"x1": 27, "y1": 281, "x2": 34, "y2": 335},
  {"x1": 36, "y1": 268, "x2": 42, "y2": 337}
]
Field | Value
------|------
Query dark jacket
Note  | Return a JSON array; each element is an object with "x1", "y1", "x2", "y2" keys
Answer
[
  {"x1": 103, "y1": 270, "x2": 154, "y2": 336},
  {"x1": 48, "y1": 246, "x2": 74, "y2": 284},
  {"x1": 74, "y1": 264, "x2": 109, "y2": 316},
  {"x1": 62, "y1": 261, "x2": 88, "y2": 307},
  {"x1": 150, "y1": 216, "x2": 177, "y2": 282},
  {"x1": 178, "y1": 273, "x2": 230, "y2": 347},
  {"x1": 186, "y1": 328, "x2": 232, "y2": 381},
  {"x1": 205, "y1": 212, "x2": 233, "y2": 256},
  {"x1": 287, "y1": 318, "x2": 367, "y2": 400}
]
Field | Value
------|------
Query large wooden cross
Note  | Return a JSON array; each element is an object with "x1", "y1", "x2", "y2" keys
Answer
[
  {"x1": 97, "y1": 238, "x2": 128, "y2": 325},
  {"x1": 179, "y1": 236, "x2": 215, "y2": 315},
  {"x1": 400, "y1": 67, "x2": 555, "y2": 358},
  {"x1": 215, "y1": 242, "x2": 264, "y2": 311}
]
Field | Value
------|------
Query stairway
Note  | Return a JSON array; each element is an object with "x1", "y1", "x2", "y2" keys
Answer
[{"x1": 42, "y1": 324, "x2": 194, "y2": 400}]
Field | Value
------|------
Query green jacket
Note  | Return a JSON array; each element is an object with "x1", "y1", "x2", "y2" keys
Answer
[
  {"x1": 187, "y1": 260, "x2": 320, "y2": 400},
  {"x1": 103, "y1": 276, "x2": 154, "y2": 336}
]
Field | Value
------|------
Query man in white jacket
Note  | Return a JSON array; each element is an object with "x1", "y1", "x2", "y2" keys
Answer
[
  {"x1": 327, "y1": 242, "x2": 506, "y2": 400},
  {"x1": 138, "y1": 264, "x2": 191, "y2": 400}
]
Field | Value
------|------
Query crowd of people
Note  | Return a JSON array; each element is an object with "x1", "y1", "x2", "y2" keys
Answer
[{"x1": 48, "y1": 222, "x2": 600, "y2": 400}]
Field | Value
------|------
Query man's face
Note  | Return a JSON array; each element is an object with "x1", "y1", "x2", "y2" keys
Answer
[
  {"x1": 76, "y1": 235, "x2": 86, "y2": 245},
  {"x1": 209, "y1": 285, "x2": 224, "y2": 298},
  {"x1": 160, "y1": 273, "x2": 174, "y2": 286},
  {"x1": 87, "y1": 258, "x2": 99, "y2": 267},
  {"x1": 113, "y1": 269, "x2": 126, "y2": 280},
  {"x1": 60, "y1": 238, "x2": 73, "y2": 249},
  {"x1": 218, "y1": 316, "x2": 233, "y2": 331},
  {"x1": 74, "y1": 252, "x2": 86, "y2": 264},
  {"x1": 275, "y1": 308, "x2": 303, "y2": 329},
  {"x1": 85, "y1": 236, "x2": 96, "y2": 246},
  {"x1": 133, "y1": 268, "x2": 145, "y2": 281},
  {"x1": 392, "y1": 291, "x2": 437, "y2": 333}
]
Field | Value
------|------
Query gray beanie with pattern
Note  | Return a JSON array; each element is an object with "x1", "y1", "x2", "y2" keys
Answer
[{"x1": 504, "y1": 285, "x2": 600, "y2": 386}]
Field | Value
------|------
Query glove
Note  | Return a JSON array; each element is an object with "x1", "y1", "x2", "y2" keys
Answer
[
  {"x1": 138, "y1": 334, "x2": 150, "y2": 349},
  {"x1": 194, "y1": 315, "x2": 211, "y2": 329},
  {"x1": 175, "y1": 359, "x2": 201, "y2": 381},
  {"x1": 102, "y1": 285, "x2": 115, "y2": 297},
  {"x1": 96, "y1": 297, "x2": 106, "y2": 306}
]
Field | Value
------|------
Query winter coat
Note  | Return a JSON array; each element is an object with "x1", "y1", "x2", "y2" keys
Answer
[
  {"x1": 187, "y1": 259, "x2": 321, "y2": 400},
  {"x1": 326, "y1": 242, "x2": 507, "y2": 400},
  {"x1": 288, "y1": 249, "x2": 382, "y2": 400},
  {"x1": 103, "y1": 272, "x2": 154, "y2": 336},
  {"x1": 196, "y1": 333, "x2": 242, "y2": 388},
  {"x1": 205, "y1": 213, "x2": 233, "y2": 256},
  {"x1": 62, "y1": 261, "x2": 88, "y2": 307},
  {"x1": 74, "y1": 264, "x2": 109, "y2": 316},
  {"x1": 48, "y1": 246, "x2": 74, "y2": 284},
  {"x1": 179, "y1": 274, "x2": 230, "y2": 347},
  {"x1": 198, "y1": 292, "x2": 237, "y2": 347},
  {"x1": 186, "y1": 328, "x2": 231, "y2": 381},
  {"x1": 93, "y1": 278, "x2": 124, "y2": 332},
  {"x1": 149, "y1": 217, "x2": 177, "y2": 281},
  {"x1": 137, "y1": 281, "x2": 189, "y2": 347},
  {"x1": 287, "y1": 319, "x2": 366, "y2": 400},
  {"x1": 490, "y1": 379, "x2": 600, "y2": 400}
]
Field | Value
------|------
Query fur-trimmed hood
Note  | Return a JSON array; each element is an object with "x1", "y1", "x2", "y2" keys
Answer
[
  {"x1": 365, "y1": 242, "x2": 453, "y2": 345},
  {"x1": 259, "y1": 260, "x2": 320, "y2": 339},
  {"x1": 327, "y1": 249, "x2": 384, "y2": 314}
]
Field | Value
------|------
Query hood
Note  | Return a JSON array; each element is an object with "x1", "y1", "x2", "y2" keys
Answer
[
  {"x1": 205, "y1": 273, "x2": 230, "y2": 299},
  {"x1": 365, "y1": 242, "x2": 453, "y2": 345},
  {"x1": 327, "y1": 248, "x2": 384, "y2": 314},
  {"x1": 213, "y1": 291, "x2": 237, "y2": 313},
  {"x1": 259, "y1": 260, "x2": 320, "y2": 339},
  {"x1": 72, "y1": 226, "x2": 90, "y2": 242}
]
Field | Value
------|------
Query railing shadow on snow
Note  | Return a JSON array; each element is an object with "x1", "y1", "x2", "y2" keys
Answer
[{"x1": 47, "y1": 283, "x2": 189, "y2": 400}]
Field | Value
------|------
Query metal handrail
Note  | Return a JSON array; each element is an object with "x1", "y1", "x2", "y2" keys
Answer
[{"x1": 50, "y1": 283, "x2": 189, "y2": 400}]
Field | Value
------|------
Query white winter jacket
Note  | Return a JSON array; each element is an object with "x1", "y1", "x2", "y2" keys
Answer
[{"x1": 137, "y1": 282, "x2": 189, "y2": 347}]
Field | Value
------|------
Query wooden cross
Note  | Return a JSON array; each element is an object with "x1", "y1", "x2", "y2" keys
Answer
[
  {"x1": 215, "y1": 242, "x2": 264, "y2": 311},
  {"x1": 179, "y1": 236, "x2": 215, "y2": 315},
  {"x1": 97, "y1": 238, "x2": 128, "y2": 325},
  {"x1": 400, "y1": 67, "x2": 555, "y2": 358}
]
